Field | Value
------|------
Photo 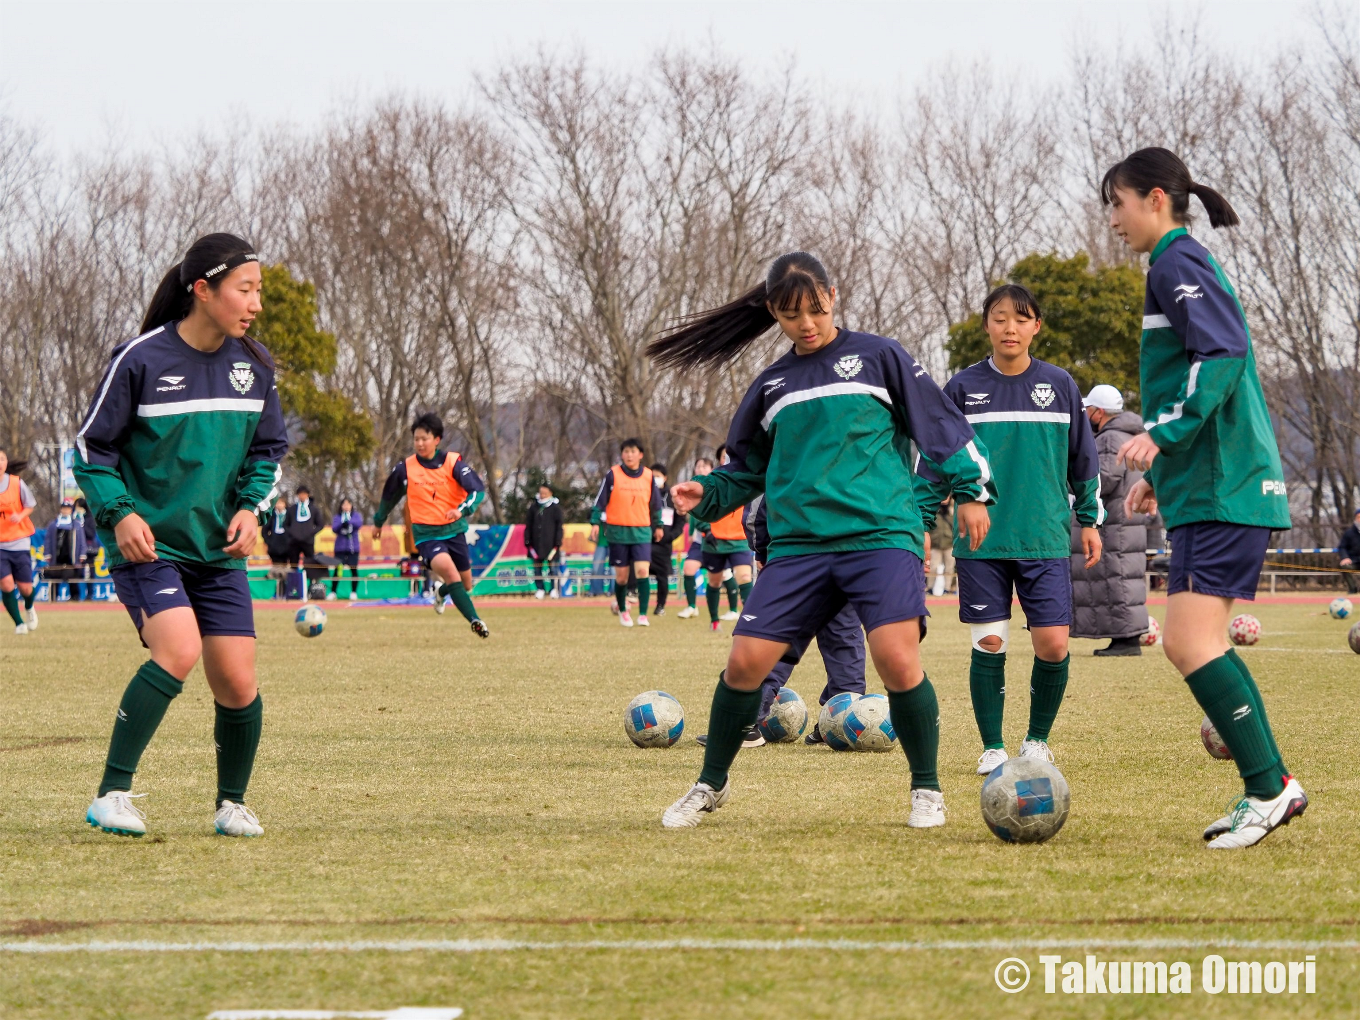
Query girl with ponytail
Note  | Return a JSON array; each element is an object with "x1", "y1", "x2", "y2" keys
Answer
[
  {"x1": 76, "y1": 232, "x2": 288, "y2": 840},
  {"x1": 1103, "y1": 148, "x2": 1305, "y2": 848},
  {"x1": 651, "y1": 251, "x2": 996, "y2": 830}
]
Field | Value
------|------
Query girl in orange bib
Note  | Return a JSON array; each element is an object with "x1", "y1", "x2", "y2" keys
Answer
[{"x1": 590, "y1": 438, "x2": 664, "y2": 627}]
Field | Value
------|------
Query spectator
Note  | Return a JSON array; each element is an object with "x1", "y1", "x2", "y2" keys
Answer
[
  {"x1": 73, "y1": 497, "x2": 100, "y2": 600},
  {"x1": 1069, "y1": 384, "x2": 1150, "y2": 656},
  {"x1": 525, "y1": 483, "x2": 565, "y2": 600},
  {"x1": 928, "y1": 497, "x2": 955, "y2": 596},
  {"x1": 263, "y1": 496, "x2": 292, "y2": 597},
  {"x1": 44, "y1": 498, "x2": 88, "y2": 585},
  {"x1": 331, "y1": 497, "x2": 363, "y2": 601},
  {"x1": 285, "y1": 485, "x2": 325, "y2": 582},
  {"x1": 1339, "y1": 508, "x2": 1360, "y2": 595},
  {"x1": 649, "y1": 463, "x2": 686, "y2": 615}
]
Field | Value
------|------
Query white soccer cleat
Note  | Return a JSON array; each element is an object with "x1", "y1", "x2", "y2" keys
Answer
[
  {"x1": 976, "y1": 747, "x2": 1009, "y2": 775},
  {"x1": 619, "y1": 611, "x2": 634, "y2": 627},
  {"x1": 662, "y1": 781, "x2": 730, "y2": 828},
  {"x1": 86, "y1": 791, "x2": 147, "y2": 837},
  {"x1": 14, "y1": 622, "x2": 29, "y2": 636},
  {"x1": 433, "y1": 594, "x2": 446, "y2": 615},
  {"x1": 1206, "y1": 777, "x2": 1307, "y2": 850},
  {"x1": 720, "y1": 610, "x2": 740, "y2": 622},
  {"x1": 214, "y1": 800, "x2": 264, "y2": 837},
  {"x1": 24, "y1": 604, "x2": 37, "y2": 629},
  {"x1": 676, "y1": 606, "x2": 698, "y2": 619},
  {"x1": 348, "y1": 591, "x2": 359, "y2": 602},
  {"x1": 907, "y1": 788, "x2": 947, "y2": 828},
  {"x1": 471, "y1": 618, "x2": 490, "y2": 639},
  {"x1": 636, "y1": 615, "x2": 649, "y2": 627},
  {"x1": 1018, "y1": 738, "x2": 1054, "y2": 764}
]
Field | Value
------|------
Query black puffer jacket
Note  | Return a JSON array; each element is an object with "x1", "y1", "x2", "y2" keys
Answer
[
  {"x1": 525, "y1": 497, "x2": 565, "y2": 560},
  {"x1": 1070, "y1": 411, "x2": 1151, "y2": 640}
]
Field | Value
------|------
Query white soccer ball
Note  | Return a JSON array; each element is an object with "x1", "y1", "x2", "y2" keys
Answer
[
  {"x1": 624, "y1": 690, "x2": 684, "y2": 748},
  {"x1": 758, "y1": 687, "x2": 808, "y2": 743},
  {"x1": 1200, "y1": 715, "x2": 1232, "y2": 760},
  {"x1": 1141, "y1": 617, "x2": 1161, "y2": 646},
  {"x1": 294, "y1": 603, "x2": 326, "y2": 638},
  {"x1": 1228, "y1": 613, "x2": 1261, "y2": 646},
  {"x1": 980, "y1": 757, "x2": 1071, "y2": 844},
  {"x1": 1329, "y1": 597, "x2": 1353, "y2": 620},
  {"x1": 817, "y1": 692, "x2": 860, "y2": 751},
  {"x1": 843, "y1": 693, "x2": 898, "y2": 752}
]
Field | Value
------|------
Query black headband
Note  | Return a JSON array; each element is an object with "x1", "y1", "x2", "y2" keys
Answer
[{"x1": 183, "y1": 252, "x2": 259, "y2": 292}]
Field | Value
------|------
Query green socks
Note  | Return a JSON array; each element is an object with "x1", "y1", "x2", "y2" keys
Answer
[
  {"x1": 615, "y1": 584, "x2": 628, "y2": 613},
  {"x1": 215, "y1": 695, "x2": 263, "y2": 806},
  {"x1": 1, "y1": 589, "x2": 21, "y2": 626},
  {"x1": 99, "y1": 660, "x2": 183, "y2": 796},
  {"x1": 969, "y1": 649, "x2": 1006, "y2": 749},
  {"x1": 440, "y1": 583, "x2": 479, "y2": 623},
  {"x1": 738, "y1": 581, "x2": 752, "y2": 606},
  {"x1": 1026, "y1": 654, "x2": 1069, "y2": 743},
  {"x1": 706, "y1": 585, "x2": 722, "y2": 623},
  {"x1": 1227, "y1": 649, "x2": 1285, "y2": 769},
  {"x1": 1185, "y1": 654, "x2": 1285, "y2": 800},
  {"x1": 697, "y1": 675, "x2": 762, "y2": 789},
  {"x1": 638, "y1": 576, "x2": 651, "y2": 616},
  {"x1": 888, "y1": 679, "x2": 941, "y2": 791},
  {"x1": 22, "y1": 588, "x2": 35, "y2": 610},
  {"x1": 684, "y1": 574, "x2": 697, "y2": 609},
  {"x1": 724, "y1": 576, "x2": 740, "y2": 611}
]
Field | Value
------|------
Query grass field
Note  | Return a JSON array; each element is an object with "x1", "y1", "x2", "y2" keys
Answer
[{"x1": 2, "y1": 595, "x2": 1358, "y2": 1019}]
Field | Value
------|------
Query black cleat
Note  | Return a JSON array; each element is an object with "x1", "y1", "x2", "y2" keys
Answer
[
  {"x1": 1094, "y1": 637, "x2": 1142, "y2": 657},
  {"x1": 695, "y1": 726, "x2": 764, "y2": 749},
  {"x1": 804, "y1": 723, "x2": 826, "y2": 745},
  {"x1": 471, "y1": 619, "x2": 490, "y2": 639}
]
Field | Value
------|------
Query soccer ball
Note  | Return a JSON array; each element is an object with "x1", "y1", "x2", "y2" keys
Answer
[
  {"x1": 980, "y1": 757, "x2": 1071, "y2": 844},
  {"x1": 1329, "y1": 598, "x2": 1353, "y2": 620},
  {"x1": 1348, "y1": 621, "x2": 1360, "y2": 655},
  {"x1": 624, "y1": 690, "x2": 684, "y2": 748},
  {"x1": 1200, "y1": 715, "x2": 1232, "y2": 760},
  {"x1": 1228, "y1": 614, "x2": 1261, "y2": 646},
  {"x1": 818, "y1": 692, "x2": 860, "y2": 751},
  {"x1": 843, "y1": 693, "x2": 898, "y2": 752},
  {"x1": 294, "y1": 603, "x2": 326, "y2": 638},
  {"x1": 308, "y1": 580, "x2": 328, "y2": 601},
  {"x1": 1141, "y1": 617, "x2": 1161, "y2": 646},
  {"x1": 758, "y1": 688, "x2": 808, "y2": 743}
]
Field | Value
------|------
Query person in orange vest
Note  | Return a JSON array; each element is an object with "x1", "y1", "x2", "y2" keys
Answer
[
  {"x1": 590, "y1": 437, "x2": 664, "y2": 627},
  {"x1": 373, "y1": 412, "x2": 489, "y2": 639},
  {"x1": 0, "y1": 448, "x2": 39, "y2": 635},
  {"x1": 700, "y1": 443, "x2": 754, "y2": 632}
]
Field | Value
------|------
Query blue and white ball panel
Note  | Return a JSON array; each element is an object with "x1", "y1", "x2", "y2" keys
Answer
[
  {"x1": 758, "y1": 687, "x2": 808, "y2": 743},
  {"x1": 842, "y1": 693, "x2": 897, "y2": 752},
  {"x1": 624, "y1": 690, "x2": 685, "y2": 748},
  {"x1": 979, "y1": 758, "x2": 1070, "y2": 844},
  {"x1": 818, "y1": 692, "x2": 859, "y2": 751}
]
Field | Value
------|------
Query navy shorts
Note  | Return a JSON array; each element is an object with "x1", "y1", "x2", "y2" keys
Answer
[
  {"x1": 702, "y1": 548, "x2": 753, "y2": 573},
  {"x1": 733, "y1": 548, "x2": 928, "y2": 662},
  {"x1": 417, "y1": 535, "x2": 470, "y2": 572},
  {"x1": 608, "y1": 542, "x2": 652, "y2": 568},
  {"x1": 111, "y1": 559, "x2": 255, "y2": 639},
  {"x1": 684, "y1": 540, "x2": 703, "y2": 563},
  {"x1": 956, "y1": 557, "x2": 1072, "y2": 628},
  {"x1": 1167, "y1": 522, "x2": 1270, "y2": 601},
  {"x1": 0, "y1": 548, "x2": 34, "y2": 584}
]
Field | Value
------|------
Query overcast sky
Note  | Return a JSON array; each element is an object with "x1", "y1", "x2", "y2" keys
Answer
[{"x1": 0, "y1": 0, "x2": 1326, "y2": 155}]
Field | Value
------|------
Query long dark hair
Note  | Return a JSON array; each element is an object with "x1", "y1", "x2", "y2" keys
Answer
[
  {"x1": 983, "y1": 284, "x2": 1041, "y2": 321},
  {"x1": 1100, "y1": 147, "x2": 1239, "y2": 228},
  {"x1": 648, "y1": 251, "x2": 833, "y2": 371},
  {"x1": 140, "y1": 233, "x2": 271, "y2": 363}
]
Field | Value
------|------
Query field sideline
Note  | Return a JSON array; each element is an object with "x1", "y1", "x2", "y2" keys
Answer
[{"x1": 2, "y1": 598, "x2": 1358, "y2": 1018}]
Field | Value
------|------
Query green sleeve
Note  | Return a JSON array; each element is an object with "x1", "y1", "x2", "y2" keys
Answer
[
  {"x1": 235, "y1": 460, "x2": 281, "y2": 515},
  {"x1": 589, "y1": 506, "x2": 605, "y2": 526},
  {"x1": 458, "y1": 489, "x2": 485, "y2": 516},
  {"x1": 690, "y1": 432, "x2": 770, "y2": 524},
  {"x1": 915, "y1": 437, "x2": 995, "y2": 513},
  {"x1": 373, "y1": 499, "x2": 397, "y2": 528},
  {"x1": 1071, "y1": 476, "x2": 1104, "y2": 528},
  {"x1": 73, "y1": 458, "x2": 137, "y2": 531},
  {"x1": 1145, "y1": 357, "x2": 1245, "y2": 456}
]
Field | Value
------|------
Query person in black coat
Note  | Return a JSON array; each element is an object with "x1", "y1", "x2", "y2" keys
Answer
[
  {"x1": 525, "y1": 483, "x2": 565, "y2": 598},
  {"x1": 1339, "y1": 508, "x2": 1360, "y2": 595},
  {"x1": 285, "y1": 486, "x2": 325, "y2": 566},
  {"x1": 263, "y1": 496, "x2": 292, "y2": 598},
  {"x1": 648, "y1": 464, "x2": 687, "y2": 615}
]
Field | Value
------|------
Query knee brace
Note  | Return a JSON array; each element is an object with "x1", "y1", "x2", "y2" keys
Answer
[{"x1": 970, "y1": 620, "x2": 1010, "y2": 653}]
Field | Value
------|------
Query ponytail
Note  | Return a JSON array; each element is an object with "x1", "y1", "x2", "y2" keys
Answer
[
  {"x1": 1100, "y1": 147, "x2": 1240, "y2": 229},
  {"x1": 140, "y1": 262, "x2": 194, "y2": 335},
  {"x1": 648, "y1": 251, "x2": 834, "y2": 371}
]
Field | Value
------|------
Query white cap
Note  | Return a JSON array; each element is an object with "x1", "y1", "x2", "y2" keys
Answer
[{"x1": 1082, "y1": 384, "x2": 1124, "y2": 413}]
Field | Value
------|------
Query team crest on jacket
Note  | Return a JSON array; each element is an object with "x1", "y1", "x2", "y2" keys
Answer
[
  {"x1": 834, "y1": 355, "x2": 863, "y2": 380},
  {"x1": 1030, "y1": 382, "x2": 1055, "y2": 409},
  {"x1": 229, "y1": 362, "x2": 255, "y2": 395}
]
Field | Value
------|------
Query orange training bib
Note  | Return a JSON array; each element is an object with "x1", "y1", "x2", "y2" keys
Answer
[
  {"x1": 0, "y1": 475, "x2": 34, "y2": 544},
  {"x1": 604, "y1": 465, "x2": 653, "y2": 527},
  {"x1": 404, "y1": 454, "x2": 468, "y2": 526},
  {"x1": 710, "y1": 505, "x2": 746, "y2": 541}
]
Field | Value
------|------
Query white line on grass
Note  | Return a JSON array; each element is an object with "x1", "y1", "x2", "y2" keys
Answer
[{"x1": 4, "y1": 938, "x2": 1360, "y2": 954}]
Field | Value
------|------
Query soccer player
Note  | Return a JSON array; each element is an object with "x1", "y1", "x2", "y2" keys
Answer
[
  {"x1": 77, "y1": 232, "x2": 286, "y2": 839},
  {"x1": 1104, "y1": 147, "x2": 1304, "y2": 848},
  {"x1": 676, "y1": 456, "x2": 714, "y2": 619},
  {"x1": 0, "y1": 449, "x2": 39, "y2": 634},
  {"x1": 590, "y1": 438, "x2": 664, "y2": 627},
  {"x1": 700, "y1": 443, "x2": 753, "y2": 633},
  {"x1": 919, "y1": 284, "x2": 1103, "y2": 775},
  {"x1": 648, "y1": 463, "x2": 685, "y2": 616},
  {"x1": 373, "y1": 412, "x2": 489, "y2": 638},
  {"x1": 649, "y1": 251, "x2": 994, "y2": 829}
]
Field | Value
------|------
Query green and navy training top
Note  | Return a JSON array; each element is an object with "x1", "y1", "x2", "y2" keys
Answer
[
  {"x1": 1139, "y1": 228, "x2": 1290, "y2": 530},
  {"x1": 919, "y1": 356, "x2": 1103, "y2": 560},
  {"x1": 74, "y1": 322, "x2": 288, "y2": 570},
  {"x1": 691, "y1": 329, "x2": 994, "y2": 561}
]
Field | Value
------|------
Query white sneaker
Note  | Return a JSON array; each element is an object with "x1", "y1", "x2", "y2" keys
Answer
[
  {"x1": 14, "y1": 622, "x2": 29, "y2": 636},
  {"x1": 433, "y1": 594, "x2": 446, "y2": 615},
  {"x1": 662, "y1": 781, "x2": 730, "y2": 828},
  {"x1": 348, "y1": 591, "x2": 359, "y2": 602},
  {"x1": 907, "y1": 788, "x2": 947, "y2": 828},
  {"x1": 619, "y1": 611, "x2": 633, "y2": 628},
  {"x1": 214, "y1": 800, "x2": 264, "y2": 837},
  {"x1": 932, "y1": 575, "x2": 945, "y2": 597},
  {"x1": 24, "y1": 604, "x2": 37, "y2": 629},
  {"x1": 1018, "y1": 738, "x2": 1054, "y2": 764},
  {"x1": 535, "y1": 589, "x2": 546, "y2": 600},
  {"x1": 549, "y1": 588, "x2": 560, "y2": 599},
  {"x1": 720, "y1": 610, "x2": 740, "y2": 622},
  {"x1": 677, "y1": 606, "x2": 698, "y2": 619},
  {"x1": 86, "y1": 791, "x2": 147, "y2": 837},
  {"x1": 1206, "y1": 777, "x2": 1307, "y2": 849},
  {"x1": 636, "y1": 615, "x2": 649, "y2": 627},
  {"x1": 325, "y1": 592, "x2": 337, "y2": 602},
  {"x1": 976, "y1": 747, "x2": 1009, "y2": 775}
]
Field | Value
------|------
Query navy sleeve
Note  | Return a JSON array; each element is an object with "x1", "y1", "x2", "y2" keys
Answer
[
  {"x1": 373, "y1": 462, "x2": 408, "y2": 527},
  {"x1": 1149, "y1": 249, "x2": 1249, "y2": 361},
  {"x1": 235, "y1": 366, "x2": 288, "y2": 513},
  {"x1": 73, "y1": 340, "x2": 144, "y2": 529},
  {"x1": 590, "y1": 470, "x2": 614, "y2": 525},
  {"x1": 1065, "y1": 375, "x2": 1104, "y2": 527},
  {"x1": 454, "y1": 457, "x2": 485, "y2": 493}
]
